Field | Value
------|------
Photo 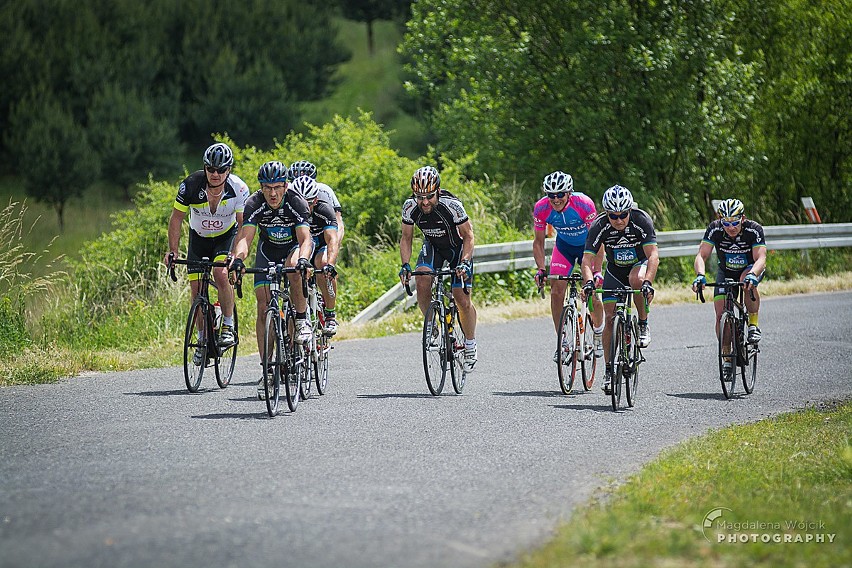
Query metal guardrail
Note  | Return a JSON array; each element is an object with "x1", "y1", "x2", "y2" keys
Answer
[{"x1": 351, "y1": 223, "x2": 852, "y2": 323}]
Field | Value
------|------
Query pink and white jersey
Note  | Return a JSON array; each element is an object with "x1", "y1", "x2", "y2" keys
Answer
[{"x1": 533, "y1": 192, "x2": 597, "y2": 247}]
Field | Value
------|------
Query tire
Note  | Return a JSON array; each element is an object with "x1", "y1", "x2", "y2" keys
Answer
[
  {"x1": 423, "y1": 301, "x2": 446, "y2": 396},
  {"x1": 556, "y1": 304, "x2": 576, "y2": 394},
  {"x1": 741, "y1": 328, "x2": 758, "y2": 394},
  {"x1": 581, "y1": 313, "x2": 598, "y2": 391},
  {"x1": 215, "y1": 304, "x2": 238, "y2": 389},
  {"x1": 283, "y1": 309, "x2": 301, "y2": 412},
  {"x1": 313, "y1": 328, "x2": 330, "y2": 395},
  {"x1": 262, "y1": 308, "x2": 281, "y2": 417},
  {"x1": 449, "y1": 306, "x2": 466, "y2": 394},
  {"x1": 718, "y1": 312, "x2": 737, "y2": 399},
  {"x1": 610, "y1": 317, "x2": 625, "y2": 410},
  {"x1": 183, "y1": 297, "x2": 207, "y2": 393},
  {"x1": 625, "y1": 319, "x2": 639, "y2": 407}
]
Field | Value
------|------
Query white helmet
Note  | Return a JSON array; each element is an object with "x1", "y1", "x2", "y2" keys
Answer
[
  {"x1": 601, "y1": 185, "x2": 633, "y2": 212},
  {"x1": 717, "y1": 198, "x2": 744, "y2": 218},
  {"x1": 290, "y1": 175, "x2": 319, "y2": 201},
  {"x1": 542, "y1": 171, "x2": 573, "y2": 195}
]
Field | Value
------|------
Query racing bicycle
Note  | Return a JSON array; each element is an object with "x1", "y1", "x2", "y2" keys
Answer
[
  {"x1": 168, "y1": 256, "x2": 238, "y2": 393},
  {"x1": 548, "y1": 273, "x2": 598, "y2": 394},
  {"x1": 593, "y1": 287, "x2": 646, "y2": 410},
  {"x1": 405, "y1": 268, "x2": 468, "y2": 396},
  {"x1": 698, "y1": 279, "x2": 759, "y2": 398}
]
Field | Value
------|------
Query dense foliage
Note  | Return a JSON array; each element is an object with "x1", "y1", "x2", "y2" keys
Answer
[
  {"x1": 0, "y1": 0, "x2": 349, "y2": 217},
  {"x1": 400, "y1": 0, "x2": 850, "y2": 226}
]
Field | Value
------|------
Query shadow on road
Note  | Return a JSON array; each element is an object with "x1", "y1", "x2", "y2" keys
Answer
[
  {"x1": 126, "y1": 389, "x2": 210, "y2": 396},
  {"x1": 492, "y1": 390, "x2": 565, "y2": 398},
  {"x1": 357, "y1": 393, "x2": 440, "y2": 399},
  {"x1": 192, "y1": 412, "x2": 272, "y2": 420},
  {"x1": 552, "y1": 402, "x2": 621, "y2": 412},
  {"x1": 665, "y1": 392, "x2": 728, "y2": 400}
]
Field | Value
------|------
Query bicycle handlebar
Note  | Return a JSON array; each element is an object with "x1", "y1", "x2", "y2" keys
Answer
[
  {"x1": 404, "y1": 269, "x2": 470, "y2": 296},
  {"x1": 168, "y1": 256, "x2": 230, "y2": 283},
  {"x1": 695, "y1": 280, "x2": 756, "y2": 304},
  {"x1": 586, "y1": 288, "x2": 648, "y2": 313}
]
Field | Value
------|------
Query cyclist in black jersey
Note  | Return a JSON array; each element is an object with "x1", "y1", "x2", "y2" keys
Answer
[
  {"x1": 289, "y1": 175, "x2": 341, "y2": 336},
  {"x1": 581, "y1": 185, "x2": 659, "y2": 394},
  {"x1": 227, "y1": 161, "x2": 313, "y2": 400},
  {"x1": 164, "y1": 142, "x2": 249, "y2": 351},
  {"x1": 288, "y1": 160, "x2": 346, "y2": 243},
  {"x1": 399, "y1": 166, "x2": 478, "y2": 372},
  {"x1": 692, "y1": 198, "x2": 767, "y2": 348}
]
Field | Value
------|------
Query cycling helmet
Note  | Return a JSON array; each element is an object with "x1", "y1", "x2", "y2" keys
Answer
[
  {"x1": 542, "y1": 171, "x2": 573, "y2": 195},
  {"x1": 601, "y1": 185, "x2": 634, "y2": 212},
  {"x1": 257, "y1": 160, "x2": 289, "y2": 184},
  {"x1": 411, "y1": 166, "x2": 440, "y2": 195},
  {"x1": 717, "y1": 198, "x2": 744, "y2": 218},
  {"x1": 290, "y1": 175, "x2": 319, "y2": 201},
  {"x1": 203, "y1": 143, "x2": 234, "y2": 169},
  {"x1": 289, "y1": 160, "x2": 317, "y2": 181}
]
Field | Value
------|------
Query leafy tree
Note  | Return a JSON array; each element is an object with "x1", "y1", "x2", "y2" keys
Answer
[
  {"x1": 5, "y1": 89, "x2": 100, "y2": 230},
  {"x1": 337, "y1": 0, "x2": 409, "y2": 54}
]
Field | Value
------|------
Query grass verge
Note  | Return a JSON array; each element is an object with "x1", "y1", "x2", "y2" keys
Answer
[{"x1": 509, "y1": 400, "x2": 852, "y2": 568}]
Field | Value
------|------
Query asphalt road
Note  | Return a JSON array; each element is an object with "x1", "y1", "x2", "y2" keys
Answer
[{"x1": 1, "y1": 291, "x2": 850, "y2": 568}]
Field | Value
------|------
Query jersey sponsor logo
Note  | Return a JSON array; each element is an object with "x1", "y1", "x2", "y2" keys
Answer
[
  {"x1": 616, "y1": 236, "x2": 632, "y2": 246},
  {"x1": 178, "y1": 183, "x2": 187, "y2": 197},
  {"x1": 726, "y1": 253, "x2": 748, "y2": 270},
  {"x1": 422, "y1": 227, "x2": 447, "y2": 238},
  {"x1": 268, "y1": 226, "x2": 293, "y2": 242},
  {"x1": 614, "y1": 248, "x2": 638, "y2": 265},
  {"x1": 201, "y1": 219, "x2": 225, "y2": 231}
]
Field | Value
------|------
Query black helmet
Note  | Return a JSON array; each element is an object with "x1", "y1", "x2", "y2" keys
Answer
[
  {"x1": 257, "y1": 161, "x2": 289, "y2": 184},
  {"x1": 288, "y1": 160, "x2": 317, "y2": 181},
  {"x1": 203, "y1": 143, "x2": 234, "y2": 169}
]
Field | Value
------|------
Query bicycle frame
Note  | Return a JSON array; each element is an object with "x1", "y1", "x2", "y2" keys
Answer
[
  {"x1": 593, "y1": 287, "x2": 646, "y2": 410},
  {"x1": 405, "y1": 267, "x2": 469, "y2": 395},
  {"x1": 549, "y1": 273, "x2": 597, "y2": 393}
]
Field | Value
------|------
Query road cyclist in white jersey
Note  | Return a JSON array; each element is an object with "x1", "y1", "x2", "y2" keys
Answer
[
  {"x1": 399, "y1": 165, "x2": 478, "y2": 372},
  {"x1": 164, "y1": 142, "x2": 249, "y2": 353}
]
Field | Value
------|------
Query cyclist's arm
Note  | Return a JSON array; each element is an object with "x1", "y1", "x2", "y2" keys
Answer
[
  {"x1": 457, "y1": 219, "x2": 475, "y2": 262},
  {"x1": 335, "y1": 212, "x2": 345, "y2": 242},
  {"x1": 400, "y1": 223, "x2": 415, "y2": 266},
  {"x1": 235, "y1": 211, "x2": 244, "y2": 231},
  {"x1": 230, "y1": 224, "x2": 256, "y2": 261},
  {"x1": 296, "y1": 225, "x2": 313, "y2": 261},
  {"x1": 694, "y1": 241, "x2": 714, "y2": 277},
  {"x1": 324, "y1": 227, "x2": 340, "y2": 266},
  {"x1": 750, "y1": 244, "x2": 767, "y2": 277},
  {"x1": 532, "y1": 229, "x2": 546, "y2": 271},
  {"x1": 166, "y1": 207, "x2": 185, "y2": 260},
  {"x1": 643, "y1": 243, "x2": 659, "y2": 282},
  {"x1": 581, "y1": 250, "x2": 598, "y2": 283}
]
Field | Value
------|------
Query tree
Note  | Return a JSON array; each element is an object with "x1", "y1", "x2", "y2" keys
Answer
[
  {"x1": 338, "y1": 0, "x2": 409, "y2": 54},
  {"x1": 5, "y1": 89, "x2": 100, "y2": 230}
]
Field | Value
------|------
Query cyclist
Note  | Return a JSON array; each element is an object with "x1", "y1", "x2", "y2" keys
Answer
[
  {"x1": 228, "y1": 161, "x2": 314, "y2": 400},
  {"x1": 289, "y1": 175, "x2": 341, "y2": 335},
  {"x1": 532, "y1": 170, "x2": 604, "y2": 362},
  {"x1": 164, "y1": 142, "x2": 249, "y2": 358},
  {"x1": 399, "y1": 166, "x2": 478, "y2": 372},
  {"x1": 581, "y1": 185, "x2": 659, "y2": 394},
  {"x1": 691, "y1": 198, "x2": 766, "y2": 358},
  {"x1": 288, "y1": 160, "x2": 345, "y2": 242}
]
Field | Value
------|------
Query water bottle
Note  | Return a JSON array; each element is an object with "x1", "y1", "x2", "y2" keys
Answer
[{"x1": 213, "y1": 301, "x2": 223, "y2": 331}]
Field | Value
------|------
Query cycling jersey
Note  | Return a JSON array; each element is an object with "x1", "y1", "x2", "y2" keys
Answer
[
  {"x1": 533, "y1": 192, "x2": 597, "y2": 247},
  {"x1": 401, "y1": 190, "x2": 469, "y2": 250},
  {"x1": 308, "y1": 197, "x2": 338, "y2": 247},
  {"x1": 317, "y1": 182, "x2": 342, "y2": 212},
  {"x1": 702, "y1": 219, "x2": 766, "y2": 277},
  {"x1": 243, "y1": 189, "x2": 311, "y2": 249},
  {"x1": 173, "y1": 172, "x2": 249, "y2": 238},
  {"x1": 584, "y1": 208, "x2": 657, "y2": 269}
]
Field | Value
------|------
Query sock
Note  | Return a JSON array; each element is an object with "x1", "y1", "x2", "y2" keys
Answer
[
  {"x1": 594, "y1": 323, "x2": 604, "y2": 334},
  {"x1": 464, "y1": 338, "x2": 476, "y2": 348},
  {"x1": 223, "y1": 316, "x2": 234, "y2": 328},
  {"x1": 638, "y1": 318, "x2": 647, "y2": 326},
  {"x1": 749, "y1": 313, "x2": 759, "y2": 327},
  {"x1": 324, "y1": 309, "x2": 335, "y2": 319},
  {"x1": 296, "y1": 312, "x2": 306, "y2": 322}
]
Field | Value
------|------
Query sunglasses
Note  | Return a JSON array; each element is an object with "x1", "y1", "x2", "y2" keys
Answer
[
  {"x1": 721, "y1": 218, "x2": 741, "y2": 227},
  {"x1": 546, "y1": 192, "x2": 568, "y2": 199},
  {"x1": 415, "y1": 192, "x2": 437, "y2": 201},
  {"x1": 205, "y1": 165, "x2": 229, "y2": 174},
  {"x1": 608, "y1": 211, "x2": 629, "y2": 220}
]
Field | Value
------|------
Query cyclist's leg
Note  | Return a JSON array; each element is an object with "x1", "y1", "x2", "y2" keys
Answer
[
  {"x1": 448, "y1": 246, "x2": 476, "y2": 341},
  {"x1": 212, "y1": 226, "x2": 238, "y2": 320},
  {"x1": 413, "y1": 242, "x2": 438, "y2": 317},
  {"x1": 740, "y1": 264, "x2": 763, "y2": 322},
  {"x1": 714, "y1": 268, "x2": 728, "y2": 338},
  {"x1": 548, "y1": 245, "x2": 572, "y2": 333},
  {"x1": 186, "y1": 230, "x2": 214, "y2": 337},
  {"x1": 285, "y1": 243, "x2": 310, "y2": 313},
  {"x1": 600, "y1": 268, "x2": 627, "y2": 368},
  {"x1": 312, "y1": 244, "x2": 336, "y2": 311},
  {"x1": 253, "y1": 243, "x2": 277, "y2": 358},
  {"x1": 628, "y1": 261, "x2": 650, "y2": 320}
]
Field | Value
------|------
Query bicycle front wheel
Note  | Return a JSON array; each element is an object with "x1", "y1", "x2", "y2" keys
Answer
[
  {"x1": 625, "y1": 319, "x2": 639, "y2": 408},
  {"x1": 262, "y1": 308, "x2": 281, "y2": 417},
  {"x1": 283, "y1": 309, "x2": 301, "y2": 412},
  {"x1": 556, "y1": 304, "x2": 576, "y2": 394},
  {"x1": 215, "y1": 304, "x2": 238, "y2": 389},
  {"x1": 610, "y1": 317, "x2": 625, "y2": 410},
  {"x1": 581, "y1": 313, "x2": 598, "y2": 391},
  {"x1": 313, "y1": 327, "x2": 330, "y2": 395},
  {"x1": 718, "y1": 312, "x2": 737, "y2": 399},
  {"x1": 449, "y1": 306, "x2": 466, "y2": 394},
  {"x1": 183, "y1": 297, "x2": 208, "y2": 393},
  {"x1": 299, "y1": 343, "x2": 313, "y2": 400},
  {"x1": 740, "y1": 333, "x2": 758, "y2": 394},
  {"x1": 423, "y1": 301, "x2": 446, "y2": 395}
]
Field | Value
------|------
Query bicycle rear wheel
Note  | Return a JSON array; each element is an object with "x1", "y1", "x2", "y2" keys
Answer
[
  {"x1": 283, "y1": 310, "x2": 301, "y2": 412},
  {"x1": 556, "y1": 304, "x2": 576, "y2": 394},
  {"x1": 262, "y1": 309, "x2": 281, "y2": 417},
  {"x1": 183, "y1": 297, "x2": 208, "y2": 393},
  {"x1": 581, "y1": 313, "x2": 598, "y2": 391},
  {"x1": 740, "y1": 332, "x2": 758, "y2": 394},
  {"x1": 718, "y1": 312, "x2": 737, "y2": 399},
  {"x1": 449, "y1": 306, "x2": 466, "y2": 394},
  {"x1": 625, "y1": 319, "x2": 639, "y2": 407},
  {"x1": 423, "y1": 301, "x2": 446, "y2": 395},
  {"x1": 610, "y1": 317, "x2": 625, "y2": 410},
  {"x1": 299, "y1": 343, "x2": 313, "y2": 400},
  {"x1": 313, "y1": 327, "x2": 330, "y2": 395},
  {"x1": 215, "y1": 304, "x2": 238, "y2": 389}
]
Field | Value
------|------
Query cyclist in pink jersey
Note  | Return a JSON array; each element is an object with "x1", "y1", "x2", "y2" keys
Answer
[{"x1": 532, "y1": 171, "x2": 604, "y2": 362}]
